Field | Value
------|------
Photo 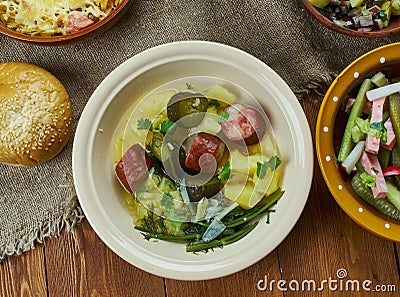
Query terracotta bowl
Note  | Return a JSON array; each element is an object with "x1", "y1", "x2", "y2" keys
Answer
[
  {"x1": 0, "y1": 0, "x2": 132, "y2": 45},
  {"x1": 301, "y1": 0, "x2": 400, "y2": 37},
  {"x1": 316, "y1": 42, "x2": 400, "y2": 242}
]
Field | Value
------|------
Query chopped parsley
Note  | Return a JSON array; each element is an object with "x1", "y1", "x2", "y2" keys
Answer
[
  {"x1": 137, "y1": 118, "x2": 153, "y2": 131},
  {"x1": 256, "y1": 156, "x2": 282, "y2": 179},
  {"x1": 218, "y1": 111, "x2": 229, "y2": 124},
  {"x1": 158, "y1": 120, "x2": 176, "y2": 134},
  {"x1": 218, "y1": 161, "x2": 231, "y2": 181},
  {"x1": 256, "y1": 162, "x2": 267, "y2": 179}
]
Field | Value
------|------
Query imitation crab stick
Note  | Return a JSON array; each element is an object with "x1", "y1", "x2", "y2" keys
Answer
[{"x1": 366, "y1": 82, "x2": 400, "y2": 101}]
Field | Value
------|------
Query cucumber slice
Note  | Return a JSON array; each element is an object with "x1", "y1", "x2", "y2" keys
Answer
[
  {"x1": 378, "y1": 147, "x2": 391, "y2": 170},
  {"x1": 371, "y1": 72, "x2": 389, "y2": 87},
  {"x1": 390, "y1": 146, "x2": 400, "y2": 188},
  {"x1": 386, "y1": 181, "x2": 400, "y2": 212},
  {"x1": 351, "y1": 173, "x2": 400, "y2": 220},
  {"x1": 338, "y1": 79, "x2": 372, "y2": 163},
  {"x1": 390, "y1": 146, "x2": 400, "y2": 166},
  {"x1": 389, "y1": 94, "x2": 400, "y2": 152}
]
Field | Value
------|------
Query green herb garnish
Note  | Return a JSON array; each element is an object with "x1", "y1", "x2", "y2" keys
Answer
[
  {"x1": 266, "y1": 155, "x2": 282, "y2": 171},
  {"x1": 256, "y1": 156, "x2": 281, "y2": 179},
  {"x1": 137, "y1": 118, "x2": 153, "y2": 131},
  {"x1": 218, "y1": 111, "x2": 229, "y2": 124},
  {"x1": 158, "y1": 120, "x2": 176, "y2": 134},
  {"x1": 218, "y1": 161, "x2": 231, "y2": 181}
]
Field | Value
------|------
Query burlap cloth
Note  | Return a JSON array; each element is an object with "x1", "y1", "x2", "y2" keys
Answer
[{"x1": 1, "y1": 0, "x2": 400, "y2": 261}]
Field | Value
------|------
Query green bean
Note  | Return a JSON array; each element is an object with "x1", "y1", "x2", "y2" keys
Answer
[{"x1": 186, "y1": 222, "x2": 258, "y2": 253}]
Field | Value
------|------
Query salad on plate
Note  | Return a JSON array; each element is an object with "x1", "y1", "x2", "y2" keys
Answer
[
  {"x1": 309, "y1": 0, "x2": 400, "y2": 32},
  {"x1": 338, "y1": 71, "x2": 400, "y2": 220}
]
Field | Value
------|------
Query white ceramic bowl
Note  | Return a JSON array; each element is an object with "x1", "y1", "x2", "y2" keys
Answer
[{"x1": 72, "y1": 41, "x2": 313, "y2": 280}]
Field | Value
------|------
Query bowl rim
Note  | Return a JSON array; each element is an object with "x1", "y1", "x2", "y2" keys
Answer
[
  {"x1": 300, "y1": 0, "x2": 400, "y2": 38},
  {"x1": 316, "y1": 42, "x2": 400, "y2": 242},
  {"x1": 0, "y1": 0, "x2": 131, "y2": 45},
  {"x1": 72, "y1": 40, "x2": 314, "y2": 280}
]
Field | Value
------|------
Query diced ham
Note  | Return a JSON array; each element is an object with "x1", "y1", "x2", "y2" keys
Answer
[
  {"x1": 365, "y1": 97, "x2": 385, "y2": 154},
  {"x1": 359, "y1": 15, "x2": 374, "y2": 27},
  {"x1": 382, "y1": 118, "x2": 397, "y2": 151},
  {"x1": 221, "y1": 104, "x2": 265, "y2": 145},
  {"x1": 66, "y1": 11, "x2": 94, "y2": 34},
  {"x1": 115, "y1": 144, "x2": 152, "y2": 193},
  {"x1": 360, "y1": 151, "x2": 388, "y2": 199},
  {"x1": 185, "y1": 133, "x2": 225, "y2": 174}
]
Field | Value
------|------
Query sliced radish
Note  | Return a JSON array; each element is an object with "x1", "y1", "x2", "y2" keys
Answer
[
  {"x1": 341, "y1": 140, "x2": 365, "y2": 174},
  {"x1": 383, "y1": 166, "x2": 400, "y2": 176},
  {"x1": 366, "y1": 82, "x2": 400, "y2": 101}
]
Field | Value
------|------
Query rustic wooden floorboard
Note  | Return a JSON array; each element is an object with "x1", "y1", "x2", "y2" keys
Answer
[
  {"x1": 0, "y1": 246, "x2": 47, "y2": 297},
  {"x1": 44, "y1": 219, "x2": 165, "y2": 297},
  {"x1": 1, "y1": 94, "x2": 399, "y2": 297},
  {"x1": 276, "y1": 165, "x2": 400, "y2": 296},
  {"x1": 165, "y1": 250, "x2": 283, "y2": 297}
]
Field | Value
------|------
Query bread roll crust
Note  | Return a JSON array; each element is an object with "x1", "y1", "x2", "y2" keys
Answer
[{"x1": 0, "y1": 62, "x2": 72, "y2": 166}]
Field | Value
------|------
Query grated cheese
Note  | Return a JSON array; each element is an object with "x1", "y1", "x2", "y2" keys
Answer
[{"x1": 0, "y1": 0, "x2": 121, "y2": 36}]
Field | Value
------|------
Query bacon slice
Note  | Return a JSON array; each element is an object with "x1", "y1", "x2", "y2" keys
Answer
[{"x1": 66, "y1": 11, "x2": 95, "y2": 34}]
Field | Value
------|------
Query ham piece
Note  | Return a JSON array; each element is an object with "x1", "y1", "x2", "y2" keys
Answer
[
  {"x1": 360, "y1": 151, "x2": 388, "y2": 199},
  {"x1": 382, "y1": 118, "x2": 397, "y2": 151},
  {"x1": 365, "y1": 97, "x2": 385, "y2": 154},
  {"x1": 66, "y1": 11, "x2": 94, "y2": 34}
]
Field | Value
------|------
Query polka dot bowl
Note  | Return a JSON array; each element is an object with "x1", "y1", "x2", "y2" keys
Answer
[{"x1": 316, "y1": 42, "x2": 400, "y2": 242}]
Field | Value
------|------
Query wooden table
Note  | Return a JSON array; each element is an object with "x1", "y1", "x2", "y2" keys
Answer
[{"x1": 1, "y1": 96, "x2": 399, "y2": 297}]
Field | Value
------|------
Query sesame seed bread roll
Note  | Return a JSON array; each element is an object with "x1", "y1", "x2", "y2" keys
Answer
[{"x1": 0, "y1": 62, "x2": 72, "y2": 166}]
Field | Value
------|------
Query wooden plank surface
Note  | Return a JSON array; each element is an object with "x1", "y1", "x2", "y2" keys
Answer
[
  {"x1": 0, "y1": 246, "x2": 47, "y2": 297},
  {"x1": 44, "y1": 220, "x2": 165, "y2": 297},
  {"x1": 0, "y1": 95, "x2": 399, "y2": 297}
]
